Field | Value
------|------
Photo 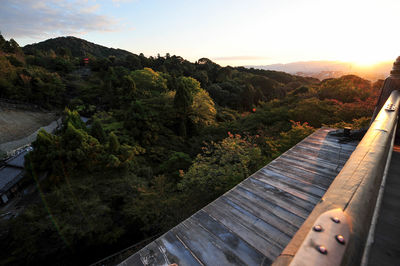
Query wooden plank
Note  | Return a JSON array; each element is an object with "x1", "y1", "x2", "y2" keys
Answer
[
  {"x1": 267, "y1": 159, "x2": 335, "y2": 183},
  {"x1": 281, "y1": 149, "x2": 349, "y2": 171},
  {"x1": 216, "y1": 196, "x2": 292, "y2": 247},
  {"x1": 230, "y1": 186, "x2": 305, "y2": 227},
  {"x1": 238, "y1": 179, "x2": 310, "y2": 220},
  {"x1": 321, "y1": 133, "x2": 359, "y2": 146},
  {"x1": 302, "y1": 132, "x2": 358, "y2": 147},
  {"x1": 267, "y1": 164, "x2": 332, "y2": 190},
  {"x1": 270, "y1": 156, "x2": 341, "y2": 178},
  {"x1": 137, "y1": 241, "x2": 170, "y2": 265},
  {"x1": 253, "y1": 171, "x2": 320, "y2": 205},
  {"x1": 192, "y1": 210, "x2": 270, "y2": 266},
  {"x1": 173, "y1": 216, "x2": 251, "y2": 265},
  {"x1": 301, "y1": 128, "x2": 331, "y2": 139},
  {"x1": 281, "y1": 150, "x2": 347, "y2": 172},
  {"x1": 156, "y1": 231, "x2": 203, "y2": 266},
  {"x1": 301, "y1": 136, "x2": 358, "y2": 152},
  {"x1": 119, "y1": 253, "x2": 144, "y2": 266},
  {"x1": 293, "y1": 129, "x2": 337, "y2": 144},
  {"x1": 203, "y1": 200, "x2": 282, "y2": 259},
  {"x1": 246, "y1": 177, "x2": 316, "y2": 212},
  {"x1": 296, "y1": 138, "x2": 356, "y2": 155},
  {"x1": 287, "y1": 149, "x2": 351, "y2": 167},
  {"x1": 258, "y1": 168, "x2": 325, "y2": 198},
  {"x1": 288, "y1": 144, "x2": 352, "y2": 164},
  {"x1": 225, "y1": 191, "x2": 299, "y2": 236}
]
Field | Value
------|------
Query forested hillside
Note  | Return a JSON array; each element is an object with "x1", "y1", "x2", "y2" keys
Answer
[
  {"x1": 0, "y1": 34, "x2": 381, "y2": 265},
  {"x1": 23, "y1": 36, "x2": 133, "y2": 59}
]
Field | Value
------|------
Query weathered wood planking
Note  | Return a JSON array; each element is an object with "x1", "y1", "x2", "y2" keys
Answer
[
  {"x1": 119, "y1": 128, "x2": 358, "y2": 266},
  {"x1": 368, "y1": 146, "x2": 400, "y2": 266}
]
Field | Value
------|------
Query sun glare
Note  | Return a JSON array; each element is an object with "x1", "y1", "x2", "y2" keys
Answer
[
  {"x1": 345, "y1": 54, "x2": 388, "y2": 68},
  {"x1": 352, "y1": 58, "x2": 380, "y2": 68}
]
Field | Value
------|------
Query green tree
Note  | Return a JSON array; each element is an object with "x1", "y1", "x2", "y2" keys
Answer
[
  {"x1": 124, "y1": 100, "x2": 160, "y2": 145},
  {"x1": 192, "y1": 70, "x2": 209, "y2": 87},
  {"x1": 125, "y1": 54, "x2": 142, "y2": 70},
  {"x1": 179, "y1": 134, "x2": 266, "y2": 206},
  {"x1": 3, "y1": 38, "x2": 22, "y2": 53},
  {"x1": 289, "y1": 97, "x2": 339, "y2": 127},
  {"x1": 318, "y1": 75, "x2": 372, "y2": 103},
  {"x1": 0, "y1": 33, "x2": 6, "y2": 50},
  {"x1": 276, "y1": 121, "x2": 315, "y2": 153},
  {"x1": 173, "y1": 77, "x2": 197, "y2": 136},
  {"x1": 62, "y1": 108, "x2": 86, "y2": 131},
  {"x1": 173, "y1": 78, "x2": 194, "y2": 115},
  {"x1": 189, "y1": 89, "x2": 216, "y2": 128},
  {"x1": 159, "y1": 151, "x2": 192, "y2": 182},
  {"x1": 130, "y1": 68, "x2": 167, "y2": 97},
  {"x1": 109, "y1": 132, "x2": 120, "y2": 153},
  {"x1": 90, "y1": 119, "x2": 107, "y2": 144}
]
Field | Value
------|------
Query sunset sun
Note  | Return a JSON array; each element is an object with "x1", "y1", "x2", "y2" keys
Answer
[{"x1": 349, "y1": 55, "x2": 388, "y2": 68}]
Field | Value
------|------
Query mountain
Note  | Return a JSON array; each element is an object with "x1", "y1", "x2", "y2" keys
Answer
[
  {"x1": 248, "y1": 60, "x2": 392, "y2": 81},
  {"x1": 23, "y1": 36, "x2": 134, "y2": 58}
]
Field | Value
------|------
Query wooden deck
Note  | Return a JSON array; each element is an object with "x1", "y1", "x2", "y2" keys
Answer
[
  {"x1": 368, "y1": 145, "x2": 400, "y2": 266},
  {"x1": 119, "y1": 128, "x2": 359, "y2": 266}
]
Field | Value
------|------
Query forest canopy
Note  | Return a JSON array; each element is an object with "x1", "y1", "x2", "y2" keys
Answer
[{"x1": 0, "y1": 35, "x2": 381, "y2": 265}]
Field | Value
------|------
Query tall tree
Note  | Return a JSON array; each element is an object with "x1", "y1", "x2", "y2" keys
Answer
[
  {"x1": 109, "y1": 132, "x2": 120, "y2": 153},
  {"x1": 173, "y1": 77, "x2": 194, "y2": 137},
  {"x1": 90, "y1": 119, "x2": 107, "y2": 144}
]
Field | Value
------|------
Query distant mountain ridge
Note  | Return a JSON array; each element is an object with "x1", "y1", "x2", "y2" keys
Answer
[
  {"x1": 20, "y1": 36, "x2": 317, "y2": 84},
  {"x1": 23, "y1": 36, "x2": 134, "y2": 58},
  {"x1": 248, "y1": 60, "x2": 392, "y2": 81},
  {"x1": 22, "y1": 37, "x2": 391, "y2": 81},
  {"x1": 250, "y1": 61, "x2": 354, "y2": 73}
]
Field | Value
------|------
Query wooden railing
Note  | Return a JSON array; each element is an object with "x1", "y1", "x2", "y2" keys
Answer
[{"x1": 273, "y1": 57, "x2": 400, "y2": 266}]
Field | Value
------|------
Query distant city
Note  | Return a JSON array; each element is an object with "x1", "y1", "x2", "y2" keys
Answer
[{"x1": 247, "y1": 60, "x2": 393, "y2": 81}]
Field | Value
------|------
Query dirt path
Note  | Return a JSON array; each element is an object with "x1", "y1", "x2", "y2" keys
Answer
[
  {"x1": 0, "y1": 108, "x2": 60, "y2": 153},
  {"x1": 0, "y1": 118, "x2": 61, "y2": 153}
]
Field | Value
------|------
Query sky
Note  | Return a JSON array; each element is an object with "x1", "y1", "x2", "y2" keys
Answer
[{"x1": 1, "y1": 0, "x2": 399, "y2": 66}]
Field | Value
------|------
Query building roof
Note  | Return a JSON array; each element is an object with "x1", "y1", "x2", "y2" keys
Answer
[
  {"x1": 80, "y1": 116, "x2": 90, "y2": 124},
  {"x1": 5, "y1": 150, "x2": 28, "y2": 169},
  {"x1": 0, "y1": 166, "x2": 24, "y2": 193},
  {"x1": 119, "y1": 128, "x2": 359, "y2": 266}
]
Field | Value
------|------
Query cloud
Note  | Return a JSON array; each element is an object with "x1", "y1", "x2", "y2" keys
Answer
[
  {"x1": 112, "y1": 0, "x2": 132, "y2": 2},
  {"x1": 111, "y1": 0, "x2": 137, "y2": 7},
  {"x1": 212, "y1": 56, "x2": 271, "y2": 61},
  {"x1": 0, "y1": 0, "x2": 117, "y2": 39}
]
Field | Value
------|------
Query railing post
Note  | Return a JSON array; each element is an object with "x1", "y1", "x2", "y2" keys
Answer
[{"x1": 371, "y1": 56, "x2": 400, "y2": 122}]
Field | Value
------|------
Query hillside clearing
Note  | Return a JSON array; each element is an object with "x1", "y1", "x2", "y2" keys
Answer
[{"x1": 0, "y1": 108, "x2": 58, "y2": 144}]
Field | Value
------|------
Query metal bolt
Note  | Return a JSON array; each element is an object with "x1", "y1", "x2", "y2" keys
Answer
[
  {"x1": 317, "y1": 245, "x2": 328, "y2": 254},
  {"x1": 313, "y1": 225, "x2": 323, "y2": 232},
  {"x1": 336, "y1": 235, "x2": 345, "y2": 245},
  {"x1": 331, "y1": 217, "x2": 340, "y2": 223}
]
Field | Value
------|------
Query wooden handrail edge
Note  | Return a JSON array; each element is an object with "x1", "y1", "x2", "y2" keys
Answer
[{"x1": 359, "y1": 120, "x2": 397, "y2": 266}]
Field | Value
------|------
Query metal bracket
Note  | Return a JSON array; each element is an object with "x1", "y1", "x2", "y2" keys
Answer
[
  {"x1": 289, "y1": 209, "x2": 351, "y2": 266},
  {"x1": 385, "y1": 103, "x2": 396, "y2": 112}
]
